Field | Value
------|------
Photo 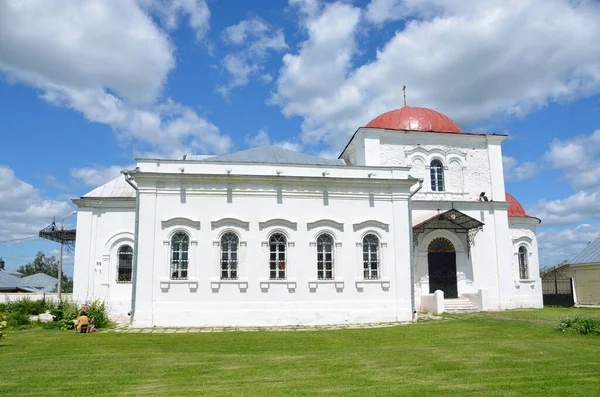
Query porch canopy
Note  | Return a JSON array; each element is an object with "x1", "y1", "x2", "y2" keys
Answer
[{"x1": 412, "y1": 209, "x2": 484, "y2": 255}]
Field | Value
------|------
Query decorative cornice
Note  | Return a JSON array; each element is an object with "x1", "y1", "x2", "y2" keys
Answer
[
  {"x1": 352, "y1": 220, "x2": 389, "y2": 232},
  {"x1": 259, "y1": 219, "x2": 297, "y2": 231},
  {"x1": 161, "y1": 217, "x2": 201, "y2": 230},
  {"x1": 306, "y1": 219, "x2": 344, "y2": 232},
  {"x1": 211, "y1": 218, "x2": 250, "y2": 231}
]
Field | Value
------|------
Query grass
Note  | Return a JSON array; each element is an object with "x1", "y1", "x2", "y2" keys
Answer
[{"x1": 1, "y1": 308, "x2": 600, "y2": 396}]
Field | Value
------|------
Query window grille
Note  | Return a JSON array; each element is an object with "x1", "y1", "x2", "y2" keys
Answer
[
  {"x1": 269, "y1": 233, "x2": 287, "y2": 280},
  {"x1": 220, "y1": 232, "x2": 239, "y2": 280},
  {"x1": 117, "y1": 245, "x2": 133, "y2": 283},
  {"x1": 363, "y1": 234, "x2": 380, "y2": 279},
  {"x1": 171, "y1": 232, "x2": 189, "y2": 280},
  {"x1": 518, "y1": 246, "x2": 528, "y2": 279},
  {"x1": 430, "y1": 159, "x2": 444, "y2": 191},
  {"x1": 317, "y1": 233, "x2": 334, "y2": 280}
]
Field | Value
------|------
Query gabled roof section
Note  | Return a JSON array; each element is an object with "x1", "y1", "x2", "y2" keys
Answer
[
  {"x1": 413, "y1": 209, "x2": 484, "y2": 231},
  {"x1": 569, "y1": 238, "x2": 600, "y2": 265},
  {"x1": 196, "y1": 145, "x2": 345, "y2": 166},
  {"x1": 19, "y1": 273, "x2": 58, "y2": 293},
  {"x1": 82, "y1": 175, "x2": 136, "y2": 198}
]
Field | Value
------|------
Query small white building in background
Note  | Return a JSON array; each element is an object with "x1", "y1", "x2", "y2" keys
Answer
[{"x1": 72, "y1": 106, "x2": 543, "y2": 327}]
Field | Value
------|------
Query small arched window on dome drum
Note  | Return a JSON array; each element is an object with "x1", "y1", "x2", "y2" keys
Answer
[
  {"x1": 117, "y1": 245, "x2": 133, "y2": 283},
  {"x1": 430, "y1": 160, "x2": 444, "y2": 191},
  {"x1": 518, "y1": 246, "x2": 528, "y2": 280}
]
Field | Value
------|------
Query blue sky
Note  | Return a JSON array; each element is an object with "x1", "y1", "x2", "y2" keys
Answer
[{"x1": 1, "y1": 0, "x2": 600, "y2": 275}]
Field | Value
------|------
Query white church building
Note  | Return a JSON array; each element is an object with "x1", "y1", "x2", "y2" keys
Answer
[{"x1": 72, "y1": 106, "x2": 543, "y2": 327}]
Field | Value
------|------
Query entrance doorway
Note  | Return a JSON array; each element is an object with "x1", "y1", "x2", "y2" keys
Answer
[{"x1": 428, "y1": 237, "x2": 458, "y2": 298}]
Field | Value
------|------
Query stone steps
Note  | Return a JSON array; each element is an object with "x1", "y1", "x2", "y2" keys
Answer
[{"x1": 444, "y1": 298, "x2": 479, "y2": 314}]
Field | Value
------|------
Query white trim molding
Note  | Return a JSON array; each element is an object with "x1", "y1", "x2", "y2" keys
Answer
[
  {"x1": 259, "y1": 278, "x2": 297, "y2": 292},
  {"x1": 307, "y1": 219, "x2": 344, "y2": 232},
  {"x1": 161, "y1": 217, "x2": 201, "y2": 230},
  {"x1": 353, "y1": 220, "x2": 389, "y2": 232},
  {"x1": 210, "y1": 278, "x2": 249, "y2": 292},
  {"x1": 259, "y1": 219, "x2": 297, "y2": 231},
  {"x1": 211, "y1": 218, "x2": 250, "y2": 231}
]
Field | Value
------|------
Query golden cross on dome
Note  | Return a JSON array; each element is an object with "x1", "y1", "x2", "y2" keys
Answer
[{"x1": 402, "y1": 85, "x2": 407, "y2": 106}]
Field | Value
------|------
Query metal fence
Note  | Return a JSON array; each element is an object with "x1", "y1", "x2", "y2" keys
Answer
[{"x1": 542, "y1": 271, "x2": 574, "y2": 307}]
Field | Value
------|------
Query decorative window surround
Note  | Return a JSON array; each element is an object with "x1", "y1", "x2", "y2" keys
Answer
[
  {"x1": 308, "y1": 278, "x2": 345, "y2": 290},
  {"x1": 355, "y1": 278, "x2": 391, "y2": 290},
  {"x1": 309, "y1": 241, "x2": 343, "y2": 248},
  {"x1": 352, "y1": 220, "x2": 389, "y2": 232},
  {"x1": 159, "y1": 278, "x2": 199, "y2": 291},
  {"x1": 259, "y1": 278, "x2": 297, "y2": 292},
  {"x1": 262, "y1": 241, "x2": 295, "y2": 248},
  {"x1": 210, "y1": 278, "x2": 249, "y2": 291},
  {"x1": 355, "y1": 241, "x2": 388, "y2": 248},
  {"x1": 211, "y1": 218, "x2": 250, "y2": 231},
  {"x1": 161, "y1": 217, "x2": 201, "y2": 230},
  {"x1": 259, "y1": 219, "x2": 297, "y2": 231},
  {"x1": 307, "y1": 219, "x2": 344, "y2": 232}
]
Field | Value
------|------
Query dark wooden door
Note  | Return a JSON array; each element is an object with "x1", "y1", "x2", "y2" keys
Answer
[{"x1": 428, "y1": 251, "x2": 458, "y2": 298}]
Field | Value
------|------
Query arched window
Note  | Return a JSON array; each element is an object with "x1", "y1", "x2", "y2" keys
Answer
[
  {"x1": 363, "y1": 234, "x2": 380, "y2": 280},
  {"x1": 171, "y1": 232, "x2": 189, "y2": 280},
  {"x1": 317, "y1": 233, "x2": 334, "y2": 280},
  {"x1": 518, "y1": 246, "x2": 528, "y2": 279},
  {"x1": 220, "y1": 232, "x2": 239, "y2": 280},
  {"x1": 269, "y1": 233, "x2": 287, "y2": 280},
  {"x1": 117, "y1": 245, "x2": 133, "y2": 283},
  {"x1": 430, "y1": 159, "x2": 444, "y2": 191}
]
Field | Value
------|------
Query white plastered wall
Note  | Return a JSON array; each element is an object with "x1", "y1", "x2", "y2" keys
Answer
[
  {"x1": 508, "y1": 217, "x2": 543, "y2": 308},
  {"x1": 72, "y1": 203, "x2": 135, "y2": 317},
  {"x1": 130, "y1": 174, "x2": 413, "y2": 327}
]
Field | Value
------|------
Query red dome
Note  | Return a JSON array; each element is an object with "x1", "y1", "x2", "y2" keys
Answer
[
  {"x1": 506, "y1": 193, "x2": 528, "y2": 217},
  {"x1": 365, "y1": 106, "x2": 463, "y2": 133}
]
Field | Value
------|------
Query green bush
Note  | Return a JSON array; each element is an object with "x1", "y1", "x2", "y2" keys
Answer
[
  {"x1": 0, "y1": 297, "x2": 50, "y2": 316},
  {"x1": 0, "y1": 298, "x2": 112, "y2": 331},
  {"x1": 0, "y1": 320, "x2": 6, "y2": 341},
  {"x1": 85, "y1": 300, "x2": 110, "y2": 329},
  {"x1": 556, "y1": 313, "x2": 600, "y2": 335},
  {"x1": 49, "y1": 300, "x2": 79, "y2": 331},
  {"x1": 6, "y1": 311, "x2": 31, "y2": 328}
]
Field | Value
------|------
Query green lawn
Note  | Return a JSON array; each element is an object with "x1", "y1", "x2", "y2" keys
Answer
[{"x1": 1, "y1": 308, "x2": 600, "y2": 396}]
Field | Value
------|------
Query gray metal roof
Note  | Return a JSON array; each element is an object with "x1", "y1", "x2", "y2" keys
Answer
[
  {"x1": 569, "y1": 238, "x2": 600, "y2": 265},
  {"x1": 0, "y1": 270, "x2": 22, "y2": 290},
  {"x1": 195, "y1": 145, "x2": 345, "y2": 166},
  {"x1": 0, "y1": 270, "x2": 57, "y2": 292},
  {"x1": 82, "y1": 175, "x2": 136, "y2": 198},
  {"x1": 19, "y1": 273, "x2": 58, "y2": 293}
]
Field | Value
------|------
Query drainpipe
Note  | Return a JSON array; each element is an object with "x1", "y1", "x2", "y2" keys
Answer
[
  {"x1": 408, "y1": 176, "x2": 424, "y2": 321},
  {"x1": 121, "y1": 167, "x2": 140, "y2": 326}
]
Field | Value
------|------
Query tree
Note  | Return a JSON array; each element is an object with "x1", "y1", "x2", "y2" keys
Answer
[{"x1": 18, "y1": 251, "x2": 73, "y2": 293}]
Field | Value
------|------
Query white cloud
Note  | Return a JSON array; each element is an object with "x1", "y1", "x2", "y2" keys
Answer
[
  {"x1": 245, "y1": 129, "x2": 303, "y2": 152},
  {"x1": 0, "y1": 165, "x2": 73, "y2": 242},
  {"x1": 274, "y1": 0, "x2": 600, "y2": 150},
  {"x1": 545, "y1": 130, "x2": 600, "y2": 190},
  {"x1": 69, "y1": 165, "x2": 134, "y2": 187},
  {"x1": 538, "y1": 224, "x2": 600, "y2": 267},
  {"x1": 272, "y1": 1, "x2": 362, "y2": 148},
  {"x1": 139, "y1": 0, "x2": 211, "y2": 41},
  {"x1": 218, "y1": 17, "x2": 287, "y2": 95},
  {"x1": 0, "y1": 0, "x2": 230, "y2": 158},
  {"x1": 529, "y1": 191, "x2": 600, "y2": 227},
  {"x1": 246, "y1": 129, "x2": 271, "y2": 147},
  {"x1": 503, "y1": 156, "x2": 539, "y2": 182}
]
